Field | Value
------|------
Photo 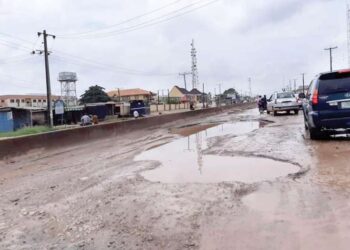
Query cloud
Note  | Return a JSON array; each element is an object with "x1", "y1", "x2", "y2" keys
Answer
[{"x1": 0, "y1": 0, "x2": 347, "y2": 97}]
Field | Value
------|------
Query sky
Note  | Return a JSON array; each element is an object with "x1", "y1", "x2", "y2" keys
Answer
[{"x1": 0, "y1": 0, "x2": 349, "y2": 97}]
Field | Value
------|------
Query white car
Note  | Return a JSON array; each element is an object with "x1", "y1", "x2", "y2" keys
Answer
[{"x1": 267, "y1": 92, "x2": 299, "y2": 115}]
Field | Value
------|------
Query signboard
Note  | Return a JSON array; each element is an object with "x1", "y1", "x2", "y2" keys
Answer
[
  {"x1": 7, "y1": 111, "x2": 13, "y2": 120},
  {"x1": 54, "y1": 100, "x2": 65, "y2": 115},
  {"x1": 227, "y1": 94, "x2": 237, "y2": 99}
]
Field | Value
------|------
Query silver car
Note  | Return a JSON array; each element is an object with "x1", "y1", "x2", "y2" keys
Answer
[{"x1": 267, "y1": 92, "x2": 299, "y2": 115}]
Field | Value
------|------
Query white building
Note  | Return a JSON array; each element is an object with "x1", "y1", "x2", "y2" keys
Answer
[{"x1": 0, "y1": 94, "x2": 60, "y2": 108}]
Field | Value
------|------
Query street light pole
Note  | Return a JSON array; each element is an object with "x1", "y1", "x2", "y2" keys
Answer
[
  {"x1": 324, "y1": 46, "x2": 338, "y2": 72},
  {"x1": 301, "y1": 73, "x2": 306, "y2": 94}
]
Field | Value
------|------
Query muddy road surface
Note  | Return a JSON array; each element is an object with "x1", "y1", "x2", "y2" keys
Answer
[{"x1": 1, "y1": 107, "x2": 350, "y2": 250}]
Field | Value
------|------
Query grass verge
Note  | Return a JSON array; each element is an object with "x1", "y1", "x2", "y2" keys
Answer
[{"x1": 0, "y1": 126, "x2": 55, "y2": 138}]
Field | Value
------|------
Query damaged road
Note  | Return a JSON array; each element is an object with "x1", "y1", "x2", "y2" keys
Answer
[{"x1": 1, "y1": 107, "x2": 350, "y2": 249}]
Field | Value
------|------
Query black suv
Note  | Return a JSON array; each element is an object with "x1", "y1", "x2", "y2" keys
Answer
[{"x1": 303, "y1": 69, "x2": 350, "y2": 139}]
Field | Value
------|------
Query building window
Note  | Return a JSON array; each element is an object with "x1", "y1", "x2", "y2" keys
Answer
[
  {"x1": 10, "y1": 99, "x2": 14, "y2": 103},
  {"x1": 43, "y1": 100, "x2": 46, "y2": 103},
  {"x1": 33, "y1": 99, "x2": 37, "y2": 103},
  {"x1": 38, "y1": 99, "x2": 42, "y2": 102},
  {"x1": 0, "y1": 100, "x2": 4, "y2": 103},
  {"x1": 21, "y1": 99, "x2": 25, "y2": 103}
]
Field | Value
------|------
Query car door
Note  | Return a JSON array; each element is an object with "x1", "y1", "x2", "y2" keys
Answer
[
  {"x1": 303, "y1": 80, "x2": 315, "y2": 119},
  {"x1": 267, "y1": 94, "x2": 274, "y2": 111}
]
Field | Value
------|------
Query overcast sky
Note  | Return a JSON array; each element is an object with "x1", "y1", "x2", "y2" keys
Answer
[{"x1": 0, "y1": 0, "x2": 348, "y2": 97}]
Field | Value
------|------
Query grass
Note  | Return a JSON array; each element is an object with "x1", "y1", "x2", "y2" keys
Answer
[{"x1": 0, "y1": 126, "x2": 55, "y2": 138}]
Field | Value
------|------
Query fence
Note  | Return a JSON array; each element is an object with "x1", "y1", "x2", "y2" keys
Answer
[{"x1": 150, "y1": 103, "x2": 190, "y2": 113}]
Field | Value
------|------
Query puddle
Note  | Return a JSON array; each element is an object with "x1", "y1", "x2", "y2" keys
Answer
[
  {"x1": 136, "y1": 121, "x2": 300, "y2": 184},
  {"x1": 171, "y1": 121, "x2": 260, "y2": 138}
]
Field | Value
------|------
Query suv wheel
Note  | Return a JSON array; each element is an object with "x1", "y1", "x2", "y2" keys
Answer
[
  {"x1": 309, "y1": 127, "x2": 325, "y2": 140},
  {"x1": 294, "y1": 110, "x2": 299, "y2": 115}
]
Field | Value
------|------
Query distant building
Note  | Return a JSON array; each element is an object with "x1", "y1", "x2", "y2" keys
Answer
[
  {"x1": 169, "y1": 86, "x2": 195, "y2": 103},
  {"x1": 0, "y1": 94, "x2": 60, "y2": 108},
  {"x1": 0, "y1": 107, "x2": 32, "y2": 132},
  {"x1": 189, "y1": 88, "x2": 207, "y2": 103},
  {"x1": 108, "y1": 88, "x2": 154, "y2": 103}
]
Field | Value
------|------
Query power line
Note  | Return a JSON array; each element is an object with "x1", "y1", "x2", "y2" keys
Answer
[
  {"x1": 324, "y1": 46, "x2": 337, "y2": 72},
  {"x1": 57, "y1": 0, "x2": 219, "y2": 39},
  {"x1": 0, "y1": 55, "x2": 35, "y2": 65},
  {"x1": 179, "y1": 72, "x2": 191, "y2": 89},
  {"x1": 57, "y1": 0, "x2": 185, "y2": 38},
  {"x1": 0, "y1": 73, "x2": 44, "y2": 91},
  {"x1": 52, "y1": 52, "x2": 177, "y2": 77}
]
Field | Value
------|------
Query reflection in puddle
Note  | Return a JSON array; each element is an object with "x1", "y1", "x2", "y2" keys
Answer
[{"x1": 136, "y1": 122, "x2": 300, "y2": 184}]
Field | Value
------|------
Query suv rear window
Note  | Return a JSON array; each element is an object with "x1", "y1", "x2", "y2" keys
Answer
[
  {"x1": 277, "y1": 93, "x2": 294, "y2": 99},
  {"x1": 318, "y1": 78, "x2": 350, "y2": 95},
  {"x1": 318, "y1": 72, "x2": 350, "y2": 95}
]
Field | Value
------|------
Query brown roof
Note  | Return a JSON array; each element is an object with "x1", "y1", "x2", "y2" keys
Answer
[
  {"x1": 108, "y1": 88, "x2": 152, "y2": 97},
  {"x1": 0, "y1": 94, "x2": 60, "y2": 99},
  {"x1": 174, "y1": 85, "x2": 191, "y2": 95}
]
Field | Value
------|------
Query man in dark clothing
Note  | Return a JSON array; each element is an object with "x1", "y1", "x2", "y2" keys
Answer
[{"x1": 262, "y1": 95, "x2": 267, "y2": 110}]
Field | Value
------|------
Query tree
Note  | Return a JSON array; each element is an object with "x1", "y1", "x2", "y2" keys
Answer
[
  {"x1": 223, "y1": 88, "x2": 239, "y2": 98},
  {"x1": 80, "y1": 85, "x2": 110, "y2": 104}
]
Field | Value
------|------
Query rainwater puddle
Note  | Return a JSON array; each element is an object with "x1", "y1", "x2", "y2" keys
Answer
[{"x1": 136, "y1": 121, "x2": 300, "y2": 184}]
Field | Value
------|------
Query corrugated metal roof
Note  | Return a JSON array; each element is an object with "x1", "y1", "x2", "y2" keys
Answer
[{"x1": 108, "y1": 88, "x2": 152, "y2": 97}]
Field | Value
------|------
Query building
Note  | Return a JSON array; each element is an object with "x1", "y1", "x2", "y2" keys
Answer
[
  {"x1": 108, "y1": 88, "x2": 154, "y2": 103},
  {"x1": 0, "y1": 94, "x2": 60, "y2": 108},
  {"x1": 0, "y1": 107, "x2": 32, "y2": 132},
  {"x1": 169, "y1": 86, "x2": 195, "y2": 103},
  {"x1": 189, "y1": 88, "x2": 207, "y2": 103}
]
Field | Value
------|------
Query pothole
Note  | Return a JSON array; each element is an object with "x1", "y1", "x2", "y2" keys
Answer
[{"x1": 135, "y1": 121, "x2": 300, "y2": 184}]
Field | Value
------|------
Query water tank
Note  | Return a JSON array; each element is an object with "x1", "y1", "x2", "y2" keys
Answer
[{"x1": 58, "y1": 72, "x2": 77, "y2": 82}]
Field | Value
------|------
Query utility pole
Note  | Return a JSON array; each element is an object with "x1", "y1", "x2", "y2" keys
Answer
[
  {"x1": 217, "y1": 83, "x2": 222, "y2": 107},
  {"x1": 293, "y1": 79, "x2": 297, "y2": 92},
  {"x1": 324, "y1": 46, "x2": 338, "y2": 72},
  {"x1": 33, "y1": 30, "x2": 55, "y2": 127},
  {"x1": 248, "y1": 77, "x2": 252, "y2": 98},
  {"x1": 179, "y1": 72, "x2": 191, "y2": 90},
  {"x1": 202, "y1": 83, "x2": 205, "y2": 109},
  {"x1": 301, "y1": 73, "x2": 306, "y2": 94}
]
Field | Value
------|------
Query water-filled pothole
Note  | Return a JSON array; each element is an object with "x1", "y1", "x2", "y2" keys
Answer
[{"x1": 136, "y1": 121, "x2": 300, "y2": 184}]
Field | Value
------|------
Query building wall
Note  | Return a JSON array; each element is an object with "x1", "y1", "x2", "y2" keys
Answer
[
  {"x1": 12, "y1": 109, "x2": 31, "y2": 130},
  {"x1": 0, "y1": 111, "x2": 14, "y2": 132},
  {"x1": 118, "y1": 95, "x2": 150, "y2": 102},
  {"x1": 169, "y1": 87, "x2": 184, "y2": 98},
  {"x1": 0, "y1": 97, "x2": 58, "y2": 108}
]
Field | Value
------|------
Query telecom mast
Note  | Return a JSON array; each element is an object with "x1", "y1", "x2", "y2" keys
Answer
[{"x1": 191, "y1": 39, "x2": 199, "y2": 89}]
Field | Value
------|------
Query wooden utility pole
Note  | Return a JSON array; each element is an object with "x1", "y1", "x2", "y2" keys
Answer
[
  {"x1": 324, "y1": 46, "x2": 337, "y2": 72},
  {"x1": 33, "y1": 30, "x2": 55, "y2": 127}
]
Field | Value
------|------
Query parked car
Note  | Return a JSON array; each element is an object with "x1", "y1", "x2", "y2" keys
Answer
[
  {"x1": 303, "y1": 69, "x2": 350, "y2": 139},
  {"x1": 295, "y1": 93, "x2": 306, "y2": 109},
  {"x1": 267, "y1": 92, "x2": 299, "y2": 115}
]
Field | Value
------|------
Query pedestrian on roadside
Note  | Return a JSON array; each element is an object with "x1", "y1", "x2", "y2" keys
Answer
[
  {"x1": 80, "y1": 113, "x2": 92, "y2": 126},
  {"x1": 262, "y1": 95, "x2": 267, "y2": 110},
  {"x1": 133, "y1": 110, "x2": 139, "y2": 119},
  {"x1": 92, "y1": 115, "x2": 99, "y2": 125}
]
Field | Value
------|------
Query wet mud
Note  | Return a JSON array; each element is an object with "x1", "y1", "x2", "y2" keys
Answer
[
  {"x1": 2, "y1": 107, "x2": 350, "y2": 249},
  {"x1": 137, "y1": 121, "x2": 299, "y2": 184}
]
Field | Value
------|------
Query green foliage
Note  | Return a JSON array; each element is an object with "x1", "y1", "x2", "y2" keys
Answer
[
  {"x1": 0, "y1": 126, "x2": 55, "y2": 138},
  {"x1": 80, "y1": 85, "x2": 110, "y2": 104},
  {"x1": 223, "y1": 88, "x2": 239, "y2": 97}
]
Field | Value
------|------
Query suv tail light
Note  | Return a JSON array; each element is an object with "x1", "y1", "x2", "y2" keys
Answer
[{"x1": 312, "y1": 89, "x2": 319, "y2": 105}]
